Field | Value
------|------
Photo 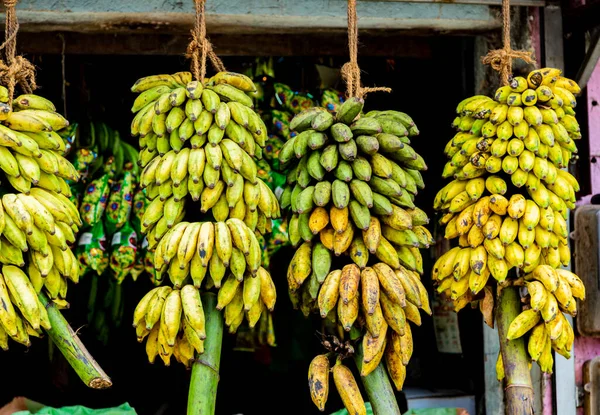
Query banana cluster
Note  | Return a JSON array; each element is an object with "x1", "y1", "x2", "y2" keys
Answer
[
  {"x1": 130, "y1": 71, "x2": 280, "y2": 366},
  {"x1": 0, "y1": 87, "x2": 82, "y2": 350},
  {"x1": 433, "y1": 68, "x2": 584, "y2": 374},
  {"x1": 0, "y1": 265, "x2": 52, "y2": 349},
  {"x1": 133, "y1": 285, "x2": 203, "y2": 367},
  {"x1": 278, "y1": 98, "x2": 431, "y2": 412},
  {"x1": 132, "y1": 71, "x2": 279, "y2": 253},
  {"x1": 309, "y1": 357, "x2": 370, "y2": 415}
]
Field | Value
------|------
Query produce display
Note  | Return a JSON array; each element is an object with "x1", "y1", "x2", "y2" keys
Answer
[
  {"x1": 130, "y1": 71, "x2": 280, "y2": 366},
  {"x1": 279, "y1": 97, "x2": 431, "y2": 412},
  {"x1": 432, "y1": 68, "x2": 584, "y2": 373},
  {"x1": 0, "y1": 86, "x2": 82, "y2": 349},
  {"x1": 70, "y1": 123, "x2": 143, "y2": 283}
]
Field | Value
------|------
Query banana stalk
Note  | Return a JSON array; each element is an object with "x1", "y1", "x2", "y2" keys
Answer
[
  {"x1": 354, "y1": 340, "x2": 401, "y2": 415},
  {"x1": 39, "y1": 292, "x2": 112, "y2": 389},
  {"x1": 187, "y1": 292, "x2": 223, "y2": 415},
  {"x1": 497, "y1": 286, "x2": 534, "y2": 414}
]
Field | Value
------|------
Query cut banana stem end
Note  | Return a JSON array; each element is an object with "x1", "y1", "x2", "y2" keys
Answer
[{"x1": 39, "y1": 292, "x2": 112, "y2": 389}]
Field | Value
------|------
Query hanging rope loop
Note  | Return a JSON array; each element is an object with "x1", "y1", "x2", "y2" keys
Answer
[
  {"x1": 0, "y1": 0, "x2": 36, "y2": 103},
  {"x1": 186, "y1": 0, "x2": 226, "y2": 82},
  {"x1": 481, "y1": 0, "x2": 535, "y2": 85},
  {"x1": 342, "y1": 0, "x2": 391, "y2": 98}
]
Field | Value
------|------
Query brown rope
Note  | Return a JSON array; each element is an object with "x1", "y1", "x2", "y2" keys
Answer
[
  {"x1": 342, "y1": 0, "x2": 391, "y2": 98},
  {"x1": 186, "y1": 0, "x2": 226, "y2": 82},
  {"x1": 481, "y1": 0, "x2": 535, "y2": 86},
  {"x1": 0, "y1": 0, "x2": 36, "y2": 103}
]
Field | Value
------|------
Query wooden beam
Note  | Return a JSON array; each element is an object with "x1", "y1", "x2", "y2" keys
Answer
[
  {"x1": 364, "y1": 0, "x2": 545, "y2": 6},
  {"x1": 14, "y1": 32, "x2": 433, "y2": 57},
  {"x1": 575, "y1": 28, "x2": 600, "y2": 90},
  {"x1": 1, "y1": 0, "x2": 501, "y2": 35},
  {"x1": 543, "y1": 3, "x2": 565, "y2": 71}
]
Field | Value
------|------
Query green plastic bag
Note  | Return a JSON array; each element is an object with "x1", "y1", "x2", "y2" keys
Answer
[
  {"x1": 14, "y1": 403, "x2": 136, "y2": 415},
  {"x1": 330, "y1": 404, "x2": 461, "y2": 415},
  {"x1": 330, "y1": 402, "x2": 374, "y2": 415}
]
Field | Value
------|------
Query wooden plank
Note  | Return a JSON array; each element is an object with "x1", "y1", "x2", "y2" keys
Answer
[
  {"x1": 1, "y1": 0, "x2": 501, "y2": 34},
  {"x1": 364, "y1": 0, "x2": 545, "y2": 6},
  {"x1": 13, "y1": 32, "x2": 432, "y2": 57},
  {"x1": 555, "y1": 315, "x2": 578, "y2": 415},
  {"x1": 575, "y1": 28, "x2": 600, "y2": 90},
  {"x1": 543, "y1": 3, "x2": 565, "y2": 71},
  {"x1": 483, "y1": 323, "x2": 505, "y2": 415}
]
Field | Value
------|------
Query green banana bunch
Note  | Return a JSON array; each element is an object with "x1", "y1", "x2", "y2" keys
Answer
[{"x1": 279, "y1": 96, "x2": 432, "y2": 411}]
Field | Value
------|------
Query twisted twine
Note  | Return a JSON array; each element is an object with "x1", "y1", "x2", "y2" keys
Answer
[
  {"x1": 186, "y1": 0, "x2": 225, "y2": 82},
  {"x1": 481, "y1": 0, "x2": 535, "y2": 85},
  {"x1": 342, "y1": 0, "x2": 391, "y2": 98},
  {"x1": 0, "y1": 0, "x2": 36, "y2": 103}
]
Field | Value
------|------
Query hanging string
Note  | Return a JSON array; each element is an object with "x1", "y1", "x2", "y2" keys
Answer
[
  {"x1": 341, "y1": 0, "x2": 391, "y2": 98},
  {"x1": 481, "y1": 0, "x2": 535, "y2": 86},
  {"x1": 186, "y1": 0, "x2": 226, "y2": 82},
  {"x1": 0, "y1": 0, "x2": 36, "y2": 103}
]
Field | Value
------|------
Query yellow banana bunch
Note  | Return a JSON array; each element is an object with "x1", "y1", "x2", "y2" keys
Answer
[
  {"x1": 0, "y1": 86, "x2": 83, "y2": 351},
  {"x1": 131, "y1": 71, "x2": 280, "y2": 366},
  {"x1": 434, "y1": 68, "x2": 584, "y2": 376}
]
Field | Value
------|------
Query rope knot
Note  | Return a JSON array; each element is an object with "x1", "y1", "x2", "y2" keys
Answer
[
  {"x1": 340, "y1": 61, "x2": 360, "y2": 97},
  {"x1": 0, "y1": 0, "x2": 37, "y2": 103},
  {"x1": 187, "y1": 0, "x2": 226, "y2": 82},
  {"x1": 482, "y1": 47, "x2": 535, "y2": 86},
  {"x1": 481, "y1": 0, "x2": 536, "y2": 86},
  {"x1": 343, "y1": 0, "x2": 391, "y2": 99}
]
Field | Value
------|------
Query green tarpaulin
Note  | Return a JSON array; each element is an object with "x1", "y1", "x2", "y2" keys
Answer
[
  {"x1": 14, "y1": 403, "x2": 136, "y2": 415},
  {"x1": 330, "y1": 403, "x2": 461, "y2": 415}
]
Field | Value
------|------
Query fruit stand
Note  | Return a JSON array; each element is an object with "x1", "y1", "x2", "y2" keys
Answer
[{"x1": 0, "y1": 0, "x2": 597, "y2": 414}]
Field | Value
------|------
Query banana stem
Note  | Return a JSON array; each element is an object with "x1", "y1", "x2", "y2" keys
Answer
[
  {"x1": 497, "y1": 287, "x2": 534, "y2": 414},
  {"x1": 354, "y1": 341, "x2": 401, "y2": 415},
  {"x1": 187, "y1": 292, "x2": 223, "y2": 415},
  {"x1": 39, "y1": 292, "x2": 112, "y2": 389}
]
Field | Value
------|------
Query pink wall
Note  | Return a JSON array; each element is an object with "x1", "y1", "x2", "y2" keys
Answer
[
  {"x1": 573, "y1": 59, "x2": 600, "y2": 415},
  {"x1": 588, "y1": 60, "x2": 600, "y2": 194}
]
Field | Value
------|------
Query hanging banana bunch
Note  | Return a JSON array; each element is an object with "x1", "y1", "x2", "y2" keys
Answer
[
  {"x1": 0, "y1": 85, "x2": 82, "y2": 350},
  {"x1": 130, "y1": 71, "x2": 280, "y2": 367},
  {"x1": 278, "y1": 96, "x2": 431, "y2": 412},
  {"x1": 433, "y1": 68, "x2": 584, "y2": 375}
]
